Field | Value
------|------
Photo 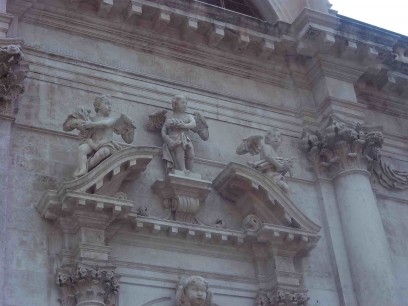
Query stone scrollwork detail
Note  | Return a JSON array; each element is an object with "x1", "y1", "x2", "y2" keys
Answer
[
  {"x1": 0, "y1": 45, "x2": 28, "y2": 115},
  {"x1": 372, "y1": 158, "x2": 408, "y2": 190},
  {"x1": 57, "y1": 265, "x2": 119, "y2": 306},
  {"x1": 256, "y1": 289, "x2": 309, "y2": 306},
  {"x1": 146, "y1": 94, "x2": 209, "y2": 174},
  {"x1": 242, "y1": 214, "x2": 262, "y2": 231},
  {"x1": 63, "y1": 94, "x2": 136, "y2": 178},
  {"x1": 236, "y1": 128, "x2": 294, "y2": 192},
  {"x1": 300, "y1": 115, "x2": 383, "y2": 174},
  {"x1": 176, "y1": 276, "x2": 218, "y2": 306}
]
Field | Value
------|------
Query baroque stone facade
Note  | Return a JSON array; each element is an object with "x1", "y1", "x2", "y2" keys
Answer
[{"x1": 1, "y1": 0, "x2": 408, "y2": 306}]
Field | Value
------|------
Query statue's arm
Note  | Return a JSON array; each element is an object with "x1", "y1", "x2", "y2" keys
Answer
[
  {"x1": 261, "y1": 145, "x2": 282, "y2": 170},
  {"x1": 181, "y1": 114, "x2": 196, "y2": 129}
]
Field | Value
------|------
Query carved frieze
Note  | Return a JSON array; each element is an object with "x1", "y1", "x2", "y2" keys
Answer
[
  {"x1": 300, "y1": 115, "x2": 383, "y2": 176},
  {"x1": 0, "y1": 44, "x2": 28, "y2": 115},
  {"x1": 57, "y1": 264, "x2": 119, "y2": 306}
]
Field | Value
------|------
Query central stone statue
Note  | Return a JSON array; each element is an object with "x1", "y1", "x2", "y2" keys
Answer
[{"x1": 146, "y1": 94, "x2": 209, "y2": 174}]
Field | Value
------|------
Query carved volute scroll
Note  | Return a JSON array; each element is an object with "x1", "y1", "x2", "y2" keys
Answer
[{"x1": 0, "y1": 44, "x2": 28, "y2": 115}]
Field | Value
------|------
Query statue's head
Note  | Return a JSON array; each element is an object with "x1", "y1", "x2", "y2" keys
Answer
[
  {"x1": 176, "y1": 276, "x2": 210, "y2": 306},
  {"x1": 94, "y1": 94, "x2": 112, "y2": 116},
  {"x1": 172, "y1": 94, "x2": 188, "y2": 113},
  {"x1": 264, "y1": 128, "x2": 282, "y2": 148}
]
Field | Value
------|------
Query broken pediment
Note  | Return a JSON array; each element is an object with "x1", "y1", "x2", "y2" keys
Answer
[
  {"x1": 37, "y1": 146, "x2": 160, "y2": 221},
  {"x1": 213, "y1": 162, "x2": 320, "y2": 249}
]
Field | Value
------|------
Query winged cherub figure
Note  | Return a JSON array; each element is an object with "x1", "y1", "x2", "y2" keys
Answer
[
  {"x1": 146, "y1": 94, "x2": 209, "y2": 174},
  {"x1": 236, "y1": 129, "x2": 294, "y2": 192},
  {"x1": 63, "y1": 94, "x2": 135, "y2": 177}
]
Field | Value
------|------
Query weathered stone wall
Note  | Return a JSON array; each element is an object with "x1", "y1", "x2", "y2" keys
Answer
[{"x1": 2, "y1": 0, "x2": 408, "y2": 306}]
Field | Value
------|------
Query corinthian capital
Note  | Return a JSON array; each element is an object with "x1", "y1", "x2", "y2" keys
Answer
[
  {"x1": 0, "y1": 45, "x2": 28, "y2": 115},
  {"x1": 300, "y1": 115, "x2": 383, "y2": 175},
  {"x1": 57, "y1": 264, "x2": 119, "y2": 306}
]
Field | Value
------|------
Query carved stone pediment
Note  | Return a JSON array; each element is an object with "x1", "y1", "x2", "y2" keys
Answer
[
  {"x1": 213, "y1": 162, "x2": 321, "y2": 236},
  {"x1": 60, "y1": 146, "x2": 160, "y2": 196},
  {"x1": 36, "y1": 146, "x2": 160, "y2": 300}
]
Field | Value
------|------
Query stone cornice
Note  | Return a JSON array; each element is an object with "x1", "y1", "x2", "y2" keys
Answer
[{"x1": 128, "y1": 214, "x2": 319, "y2": 254}]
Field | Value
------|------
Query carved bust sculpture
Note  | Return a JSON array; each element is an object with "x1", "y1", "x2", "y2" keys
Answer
[
  {"x1": 146, "y1": 94, "x2": 209, "y2": 174},
  {"x1": 176, "y1": 276, "x2": 217, "y2": 306},
  {"x1": 63, "y1": 94, "x2": 135, "y2": 177},
  {"x1": 236, "y1": 129, "x2": 293, "y2": 192}
]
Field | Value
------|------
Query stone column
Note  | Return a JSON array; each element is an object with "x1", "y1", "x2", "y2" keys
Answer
[
  {"x1": 0, "y1": 43, "x2": 27, "y2": 303},
  {"x1": 300, "y1": 117, "x2": 398, "y2": 306}
]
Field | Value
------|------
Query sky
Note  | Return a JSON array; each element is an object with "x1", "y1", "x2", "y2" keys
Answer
[{"x1": 329, "y1": 0, "x2": 408, "y2": 36}]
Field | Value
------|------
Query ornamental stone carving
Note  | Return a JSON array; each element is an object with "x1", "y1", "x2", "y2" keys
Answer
[
  {"x1": 57, "y1": 264, "x2": 119, "y2": 306},
  {"x1": 300, "y1": 115, "x2": 383, "y2": 175},
  {"x1": 371, "y1": 157, "x2": 408, "y2": 190},
  {"x1": 63, "y1": 94, "x2": 136, "y2": 178},
  {"x1": 152, "y1": 170, "x2": 212, "y2": 223},
  {"x1": 236, "y1": 129, "x2": 294, "y2": 192},
  {"x1": 146, "y1": 94, "x2": 209, "y2": 174},
  {"x1": 176, "y1": 276, "x2": 218, "y2": 306},
  {"x1": 0, "y1": 45, "x2": 28, "y2": 114},
  {"x1": 256, "y1": 289, "x2": 309, "y2": 306}
]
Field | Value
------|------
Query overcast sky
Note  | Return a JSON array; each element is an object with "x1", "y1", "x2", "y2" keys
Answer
[{"x1": 329, "y1": 0, "x2": 408, "y2": 36}]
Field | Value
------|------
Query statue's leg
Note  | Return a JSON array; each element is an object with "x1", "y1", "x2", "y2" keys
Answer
[
  {"x1": 173, "y1": 145, "x2": 186, "y2": 172},
  {"x1": 75, "y1": 143, "x2": 93, "y2": 177},
  {"x1": 185, "y1": 145, "x2": 195, "y2": 172},
  {"x1": 88, "y1": 147, "x2": 112, "y2": 171}
]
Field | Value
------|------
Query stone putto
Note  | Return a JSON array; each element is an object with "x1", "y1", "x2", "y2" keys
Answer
[
  {"x1": 146, "y1": 94, "x2": 209, "y2": 174},
  {"x1": 63, "y1": 94, "x2": 135, "y2": 177},
  {"x1": 236, "y1": 128, "x2": 293, "y2": 192}
]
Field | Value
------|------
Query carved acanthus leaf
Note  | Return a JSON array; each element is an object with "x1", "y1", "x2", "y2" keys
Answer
[
  {"x1": 256, "y1": 289, "x2": 309, "y2": 306},
  {"x1": 57, "y1": 265, "x2": 119, "y2": 306},
  {"x1": 0, "y1": 45, "x2": 28, "y2": 115},
  {"x1": 300, "y1": 116, "x2": 383, "y2": 174}
]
